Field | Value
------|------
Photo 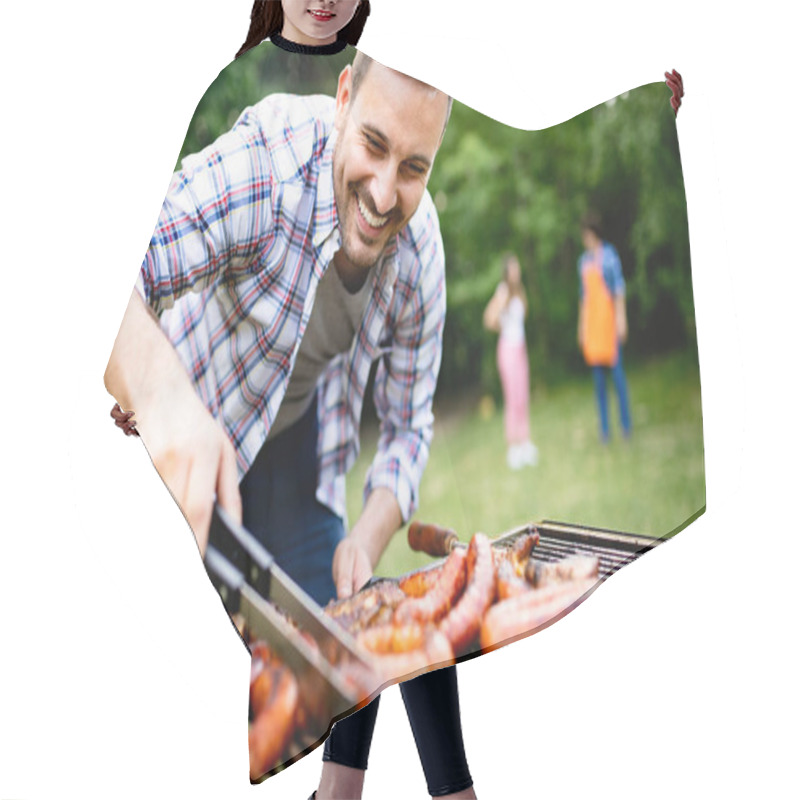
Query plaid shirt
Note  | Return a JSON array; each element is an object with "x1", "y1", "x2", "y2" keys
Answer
[{"x1": 136, "y1": 93, "x2": 446, "y2": 523}]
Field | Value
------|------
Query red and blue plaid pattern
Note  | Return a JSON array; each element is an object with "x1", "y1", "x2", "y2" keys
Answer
[{"x1": 136, "y1": 93, "x2": 445, "y2": 522}]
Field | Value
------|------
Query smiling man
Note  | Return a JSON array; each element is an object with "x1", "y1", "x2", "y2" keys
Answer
[
  {"x1": 332, "y1": 56, "x2": 448, "y2": 286},
  {"x1": 105, "y1": 51, "x2": 473, "y2": 797},
  {"x1": 106, "y1": 52, "x2": 451, "y2": 589}
]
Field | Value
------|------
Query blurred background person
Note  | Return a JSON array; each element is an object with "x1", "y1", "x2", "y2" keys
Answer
[
  {"x1": 483, "y1": 254, "x2": 538, "y2": 469},
  {"x1": 577, "y1": 212, "x2": 632, "y2": 443}
]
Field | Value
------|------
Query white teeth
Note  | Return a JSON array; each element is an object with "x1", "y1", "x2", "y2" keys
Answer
[{"x1": 357, "y1": 194, "x2": 389, "y2": 229}]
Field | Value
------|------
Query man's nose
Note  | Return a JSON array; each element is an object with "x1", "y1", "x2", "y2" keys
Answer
[{"x1": 371, "y1": 162, "x2": 398, "y2": 216}]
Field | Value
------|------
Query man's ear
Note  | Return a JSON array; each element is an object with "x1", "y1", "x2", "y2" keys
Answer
[{"x1": 334, "y1": 65, "x2": 353, "y2": 130}]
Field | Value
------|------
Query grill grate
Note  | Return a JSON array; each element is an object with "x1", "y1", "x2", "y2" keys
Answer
[{"x1": 492, "y1": 520, "x2": 662, "y2": 580}]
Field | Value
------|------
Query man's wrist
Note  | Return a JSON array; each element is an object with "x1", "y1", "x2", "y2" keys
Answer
[
  {"x1": 349, "y1": 487, "x2": 403, "y2": 568},
  {"x1": 346, "y1": 526, "x2": 381, "y2": 569}
]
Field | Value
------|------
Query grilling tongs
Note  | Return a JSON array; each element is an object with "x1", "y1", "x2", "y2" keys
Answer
[{"x1": 204, "y1": 505, "x2": 378, "y2": 714}]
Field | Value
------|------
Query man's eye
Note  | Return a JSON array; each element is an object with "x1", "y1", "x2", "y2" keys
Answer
[
  {"x1": 365, "y1": 136, "x2": 384, "y2": 153},
  {"x1": 405, "y1": 162, "x2": 427, "y2": 176}
]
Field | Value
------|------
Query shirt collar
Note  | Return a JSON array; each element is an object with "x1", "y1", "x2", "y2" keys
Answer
[{"x1": 313, "y1": 127, "x2": 340, "y2": 252}]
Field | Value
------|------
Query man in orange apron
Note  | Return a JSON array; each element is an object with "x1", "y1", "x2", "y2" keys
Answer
[{"x1": 577, "y1": 212, "x2": 632, "y2": 442}]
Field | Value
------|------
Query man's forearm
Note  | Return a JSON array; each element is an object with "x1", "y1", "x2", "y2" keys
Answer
[
  {"x1": 104, "y1": 290, "x2": 189, "y2": 414},
  {"x1": 332, "y1": 486, "x2": 403, "y2": 597},
  {"x1": 104, "y1": 289, "x2": 242, "y2": 552},
  {"x1": 331, "y1": 487, "x2": 403, "y2": 597},
  {"x1": 349, "y1": 487, "x2": 403, "y2": 568}
]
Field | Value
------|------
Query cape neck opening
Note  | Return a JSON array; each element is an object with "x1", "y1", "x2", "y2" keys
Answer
[{"x1": 270, "y1": 32, "x2": 348, "y2": 55}]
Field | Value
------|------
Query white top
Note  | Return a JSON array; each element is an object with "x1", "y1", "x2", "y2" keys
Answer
[{"x1": 499, "y1": 295, "x2": 526, "y2": 344}]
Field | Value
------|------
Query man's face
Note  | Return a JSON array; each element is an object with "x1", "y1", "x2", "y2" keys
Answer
[{"x1": 332, "y1": 62, "x2": 450, "y2": 272}]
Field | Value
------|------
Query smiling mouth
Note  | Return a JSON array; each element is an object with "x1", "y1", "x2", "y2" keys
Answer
[
  {"x1": 308, "y1": 9, "x2": 335, "y2": 22},
  {"x1": 356, "y1": 192, "x2": 391, "y2": 231}
]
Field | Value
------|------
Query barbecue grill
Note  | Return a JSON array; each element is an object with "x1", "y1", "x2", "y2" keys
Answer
[
  {"x1": 403, "y1": 519, "x2": 662, "y2": 655},
  {"x1": 206, "y1": 511, "x2": 662, "y2": 781},
  {"x1": 493, "y1": 520, "x2": 660, "y2": 578}
]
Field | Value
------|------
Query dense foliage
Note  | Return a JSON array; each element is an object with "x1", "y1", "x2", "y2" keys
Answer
[
  {"x1": 431, "y1": 84, "x2": 693, "y2": 393},
  {"x1": 177, "y1": 45, "x2": 694, "y2": 398}
]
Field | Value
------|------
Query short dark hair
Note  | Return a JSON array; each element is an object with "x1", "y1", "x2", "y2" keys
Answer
[
  {"x1": 580, "y1": 210, "x2": 603, "y2": 237},
  {"x1": 236, "y1": 0, "x2": 371, "y2": 59},
  {"x1": 350, "y1": 52, "x2": 454, "y2": 140},
  {"x1": 350, "y1": 50, "x2": 373, "y2": 98}
]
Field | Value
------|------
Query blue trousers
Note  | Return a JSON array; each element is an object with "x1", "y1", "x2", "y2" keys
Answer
[
  {"x1": 238, "y1": 400, "x2": 473, "y2": 797},
  {"x1": 592, "y1": 348, "x2": 631, "y2": 441}
]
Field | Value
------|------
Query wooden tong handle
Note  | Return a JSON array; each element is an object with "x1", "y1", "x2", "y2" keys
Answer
[{"x1": 408, "y1": 521, "x2": 459, "y2": 557}]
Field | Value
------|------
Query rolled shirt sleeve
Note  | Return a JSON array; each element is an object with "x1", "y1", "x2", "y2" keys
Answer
[{"x1": 137, "y1": 109, "x2": 275, "y2": 315}]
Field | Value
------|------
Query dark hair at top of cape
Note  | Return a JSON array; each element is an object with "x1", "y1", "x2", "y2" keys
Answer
[{"x1": 236, "y1": 1, "x2": 371, "y2": 59}]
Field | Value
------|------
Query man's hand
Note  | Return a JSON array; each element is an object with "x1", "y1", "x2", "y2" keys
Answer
[
  {"x1": 105, "y1": 291, "x2": 242, "y2": 554},
  {"x1": 140, "y1": 383, "x2": 242, "y2": 555},
  {"x1": 332, "y1": 538, "x2": 374, "y2": 599},
  {"x1": 332, "y1": 487, "x2": 403, "y2": 598}
]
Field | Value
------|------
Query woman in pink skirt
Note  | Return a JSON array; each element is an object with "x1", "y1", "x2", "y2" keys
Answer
[{"x1": 483, "y1": 254, "x2": 538, "y2": 470}]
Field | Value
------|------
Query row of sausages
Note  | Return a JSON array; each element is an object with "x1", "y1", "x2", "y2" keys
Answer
[
  {"x1": 327, "y1": 528, "x2": 601, "y2": 668},
  {"x1": 247, "y1": 527, "x2": 601, "y2": 780}
]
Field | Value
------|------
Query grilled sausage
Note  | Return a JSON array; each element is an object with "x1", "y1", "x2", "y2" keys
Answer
[
  {"x1": 438, "y1": 533, "x2": 496, "y2": 655},
  {"x1": 525, "y1": 554, "x2": 600, "y2": 588},
  {"x1": 495, "y1": 558, "x2": 530, "y2": 600},
  {"x1": 366, "y1": 628, "x2": 455, "y2": 682},
  {"x1": 356, "y1": 621, "x2": 455, "y2": 681},
  {"x1": 248, "y1": 664, "x2": 299, "y2": 780},
  {"x1": 479, "y1": 577, "x2": 597, "y2": 651},
  {"x1": 493, "y1": 531, "x2": 540, "y2": 599},
  {"x1": 398, "y1": 564, "x2": 444, "y2": 598},
  {"x1": 394, "y1": 548, "x2": 467, "y2": 624},
  {"x1": 357, "y1": 621, "x2": 427, "y2": 654},
  {"x1": 250, "y1": 661, "x2": 276, "y2": 719},
  {"x1": 506, "y1": 530, "x2": 540, "y2": 569}
]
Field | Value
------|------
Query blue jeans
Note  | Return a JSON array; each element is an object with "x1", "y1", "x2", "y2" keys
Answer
[
  {"x1": 239, "y1": 400, "x2": 342, "y2": 603},
  {"x1": 592, "y1": 348, "x2": 631, "y2": 441},
  {"x1": 238, "y1": 400, "x2": 473, "y2": 797}
]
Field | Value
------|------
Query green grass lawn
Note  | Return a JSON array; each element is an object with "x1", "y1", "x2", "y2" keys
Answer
[{"x1": 347, "y1": 351, "x2": 705, "y2": 578}]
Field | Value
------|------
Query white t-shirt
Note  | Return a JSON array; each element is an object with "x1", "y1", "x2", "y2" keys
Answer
[{"x1": 499, "y1": 295, "x2": 526, "y2": 345}]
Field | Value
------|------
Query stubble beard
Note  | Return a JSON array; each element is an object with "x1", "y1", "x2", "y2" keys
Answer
[
  {"x1": 338, "y1": 182, "x2": 396, "y2": 272},
  {"x1": 333, "y1": 152, "x2": 401, "y2": 277}
]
